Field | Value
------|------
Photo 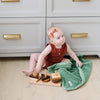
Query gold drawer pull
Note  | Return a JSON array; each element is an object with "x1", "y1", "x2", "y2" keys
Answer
[
  {"x1": 3, "y1": 34, "x2": 21, "y2": 39},
  {"x1": 71, "y1": 33, "x2": 88, "y2": 38},
  {"x1": 1, "y1": 0, "x2": 20, "y2": 2},
  {"x1": 72, "y1": 0, "x2": 90, "y2": 2}
]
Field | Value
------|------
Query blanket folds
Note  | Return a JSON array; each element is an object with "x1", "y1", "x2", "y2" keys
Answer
[{"x1": 48, "y1": 55, "x2": 92, "y2": 91}]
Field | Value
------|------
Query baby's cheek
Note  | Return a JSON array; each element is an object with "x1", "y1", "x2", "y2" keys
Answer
[
  {"x1": 63, "y1": 38, "x2": 65, "y2": 42},
  {"x1": 55, "y1": 41, "x2": 59, "y2": 45},
  {"x1": 58, "y1": 41, "x2": 62, "y2": 45}
]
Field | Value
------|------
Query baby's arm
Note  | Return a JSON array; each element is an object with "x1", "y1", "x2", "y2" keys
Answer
[
  {"x1": 35, "y1": 45, "x2": 52, "y2": 73},
  {"x1": 67, "y1": 44, "x2": 83, "y2": 67}
]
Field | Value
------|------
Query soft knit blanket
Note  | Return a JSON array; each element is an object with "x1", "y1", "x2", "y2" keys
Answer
[{"x1": 48, "y1": 55, "x2": 92, "y2": 91}]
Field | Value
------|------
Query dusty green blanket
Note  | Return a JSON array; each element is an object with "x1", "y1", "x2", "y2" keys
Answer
[{"x1": 48, "y1": 55, "x2": 92, "y2": 91}]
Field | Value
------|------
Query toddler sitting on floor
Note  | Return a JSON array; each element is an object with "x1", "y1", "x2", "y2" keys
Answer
[{"x1": 22, "y1": 26, "x2": 82, "y2": 76}]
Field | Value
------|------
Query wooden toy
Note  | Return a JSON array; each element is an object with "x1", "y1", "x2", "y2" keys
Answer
[
  {"x1": 30, "y1": 69, "x2": 61, "y2": 87},
  {"x1": 50, "y1": 70, "x2": 61, "y2": 83},
  {"x1": 41, "y1": 69, "x2": 50, "y2": 82},
  {"x1": 32, "y1": 72, "x2": 39, "y2": 78}
]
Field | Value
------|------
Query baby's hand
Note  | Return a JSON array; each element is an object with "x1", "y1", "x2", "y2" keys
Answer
[{"x1": 76, "y1": 60, "x2": 83, "y2": 67}]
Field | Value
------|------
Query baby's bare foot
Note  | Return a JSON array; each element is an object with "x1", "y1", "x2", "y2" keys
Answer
[{"x1": 22, "y1": 70, "x2": 33, "y2": 76}]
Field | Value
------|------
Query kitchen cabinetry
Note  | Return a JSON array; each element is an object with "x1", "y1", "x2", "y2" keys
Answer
[
  {"x1": 0, "y1": 0, "x2": 100, "y2": 57},
  {"x1": 0, "y1": 0, "x2": 45, "y2": 17},
  {"x1": 47, "y1": 0, "x2": 100, "y2": 17},
  {"x1": 47, "y1": 0, "x2": 100, "y2": 57},
  {"x1": 47, "y1": 17, "x2": 100, "y2": 57},
  {"x1": 0, "y1": 0, "x2": 46, "y2": 57}
]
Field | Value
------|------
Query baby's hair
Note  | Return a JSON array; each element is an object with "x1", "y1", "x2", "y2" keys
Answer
[
  {"x1": 47, "y1": 26, "x2": 62, "y2": 40},
  {"x1": 47, "y1": 26, "x2": 55, "y2": 40}
]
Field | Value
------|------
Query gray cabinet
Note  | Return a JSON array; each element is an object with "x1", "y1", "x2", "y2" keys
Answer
[
  {"x1": 47, "y1": 0, "x2": 100, "y2": 17},
  {"x1": 47, "y1": 18, "x2": 100, "y2": 57},
  {"x1": 0, "y1": 0, "x2": 46, "y2": 57},
  {"x1": 0, "y1": 0, "x2": 100, "y2": 57},
  {"x1": 47, "y1": 0, "x2": 100, "y2": 57},
  {"x1": 0, "y1": 18, "x2": 45, "y2": 57},
  {"x1": 0, "y1": 0, "x2": 46, "y2": 17}
]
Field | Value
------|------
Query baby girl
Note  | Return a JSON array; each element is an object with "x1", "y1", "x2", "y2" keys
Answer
[{"x1": 22, "y1": 26, "x2": 83, "y2": 76}]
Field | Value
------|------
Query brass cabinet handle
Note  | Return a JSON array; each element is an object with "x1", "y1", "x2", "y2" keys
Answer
[
  {"x1": 72, "y1": 0, "x2": 90, "y2": 2},
  {"x1": 1, "y1": 0, "x2": 20, "y2": 2},
  {"x1": 3, "y1": 34, "x2": 21, "y2": 39},
  {"x1": 71, "y1": 33, "x2": 88, "y2": 38}
]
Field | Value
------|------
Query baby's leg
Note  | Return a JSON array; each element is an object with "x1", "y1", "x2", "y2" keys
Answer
[
  {"x1": 34, "y1": 56, "x2": 46, "y2": 73},
  {"x1": 22, "y1": 53, "x2": 40, "y2": 76},
  {"x1": 61, "y1": 58, "x2": 70, "y2": 62}
]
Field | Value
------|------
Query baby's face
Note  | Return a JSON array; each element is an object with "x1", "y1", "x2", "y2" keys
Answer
[{"x1": 51, "y1": 31, "x2": 65, "y2": 47}]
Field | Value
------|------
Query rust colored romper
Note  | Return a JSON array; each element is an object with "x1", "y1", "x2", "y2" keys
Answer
[{"x1": 45, "y1": 42, "x2": 67, "y2": 68}]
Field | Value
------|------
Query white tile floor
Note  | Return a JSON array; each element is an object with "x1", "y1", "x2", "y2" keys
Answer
[{"x1": 0, "y1": 56, "x2": 100, "y2": 100}]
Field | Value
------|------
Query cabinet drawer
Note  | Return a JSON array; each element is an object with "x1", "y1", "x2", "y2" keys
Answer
[
  {"x1": 0, "y1": 18, "x2": 45, "y2": 54},
  {"x1": 47, "y1": 0, "x2": 100, "y2": 17},
  {"x1": 47, "y1": 18, "x2": 100, "y2": 52},
  {"x1": 0, "y1": 0, "x2": 45, "y2": 17}
]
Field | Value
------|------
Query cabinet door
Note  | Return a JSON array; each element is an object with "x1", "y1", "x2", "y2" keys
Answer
[
  {"x1": 47, "y1": 0, "x2": 100, "y2": 17},
  {"x1": 0, "y1": 0, "x2": 46, "y2": 17},
  {"x1": 47, "y1": 18, "x2": 100, "y2": 56},
  {"x1": 0, "y1": 18, "x2": 45, "y2": 57}
]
